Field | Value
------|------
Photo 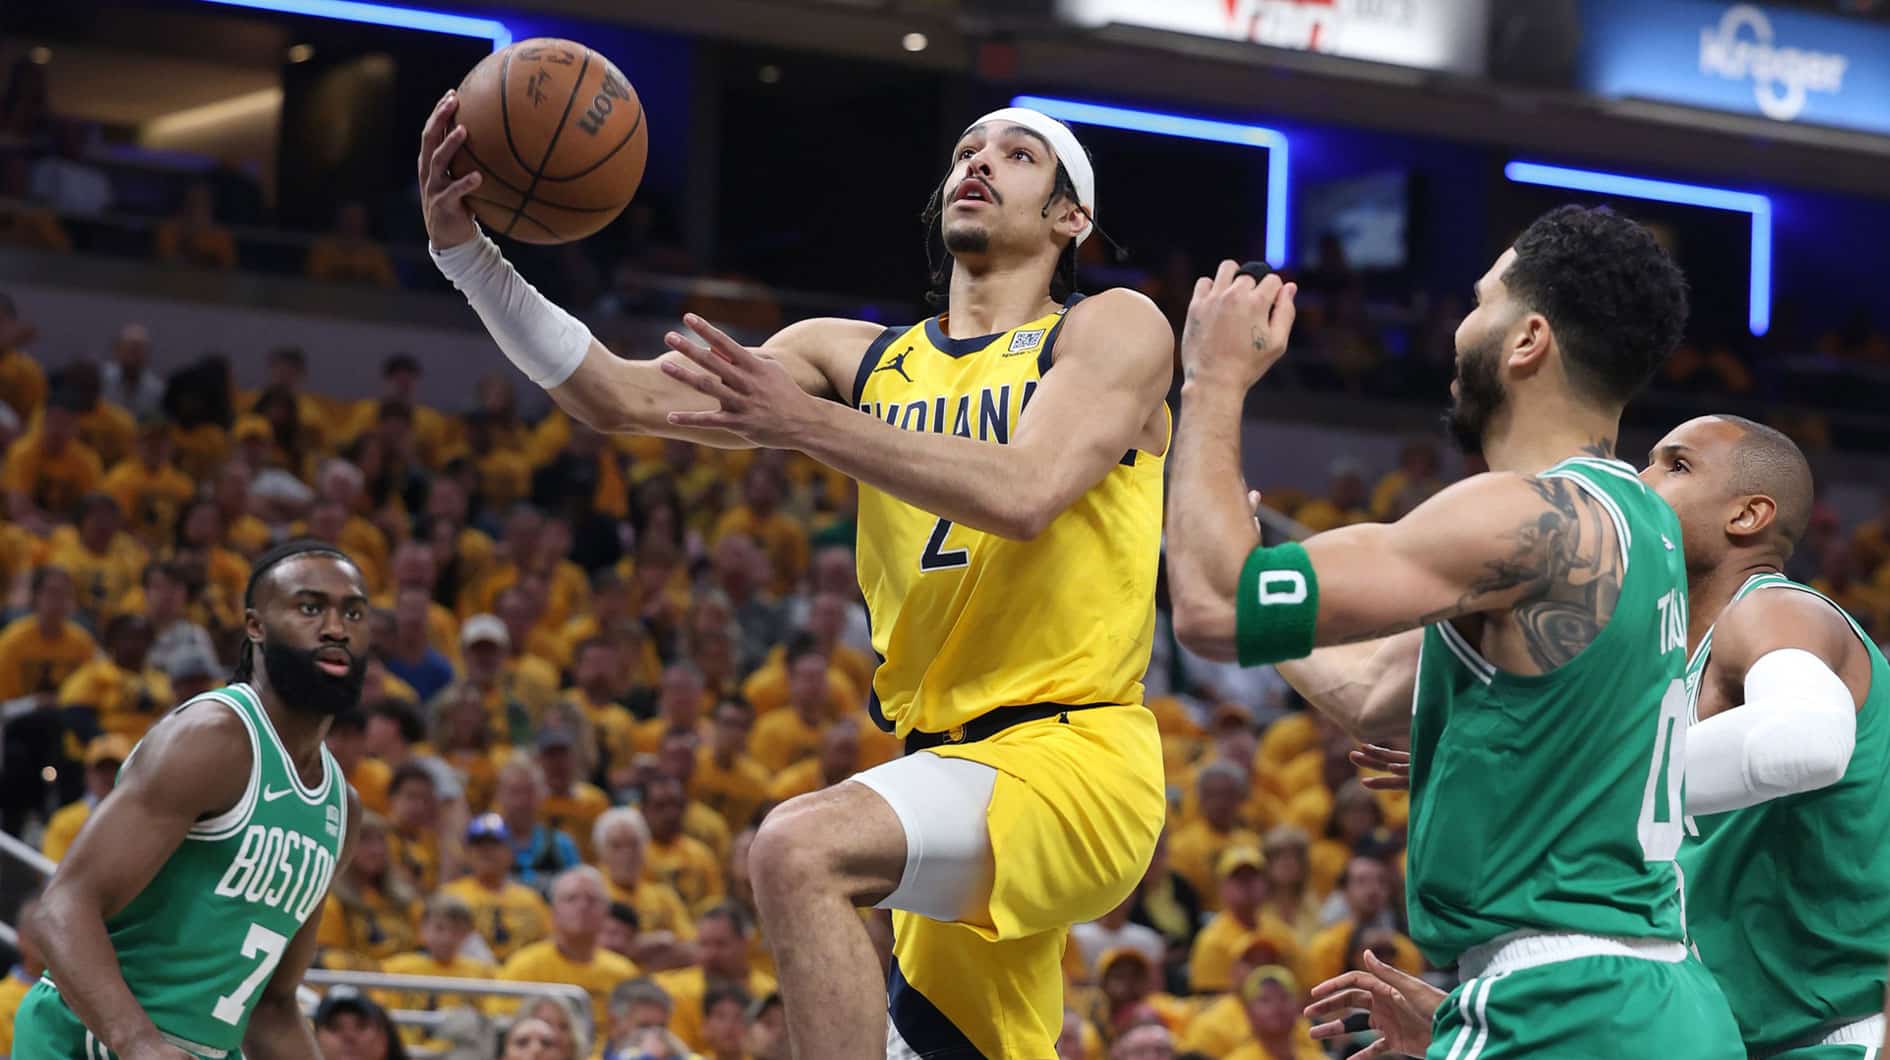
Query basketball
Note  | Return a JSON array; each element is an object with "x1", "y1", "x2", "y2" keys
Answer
[{"x1": 448, "y1": 38, "x2": 647, "y2": 244}]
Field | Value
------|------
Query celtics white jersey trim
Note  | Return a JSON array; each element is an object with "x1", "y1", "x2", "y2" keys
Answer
[
  {"x1": 236, "y1": 683, "x2": 335, "y2": 805},
  {"x1": 1537, "y1": 467, "x2": 1632, "y2": 568},
  {"x1": 186, "y1": 691, "x2": 262, "y2": 842}
]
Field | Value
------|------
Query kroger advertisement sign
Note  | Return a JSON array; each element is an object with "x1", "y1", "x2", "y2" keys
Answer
[
  {"x1": 1579, "y1": 0, "x2": 1890, "y2": 135},
  {"x1": 1057, "y1": 0, "x2": 1490, "y2": 75}
]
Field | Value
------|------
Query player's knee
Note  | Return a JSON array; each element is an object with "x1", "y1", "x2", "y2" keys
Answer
[{"x1": 752, "y1": 787, "x2": 903, "y2": 902}]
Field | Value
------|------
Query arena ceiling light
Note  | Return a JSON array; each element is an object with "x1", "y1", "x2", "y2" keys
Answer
[
  {"x1": 1504, "y1": 161, "x2": 1773, "y2": 337},
  {"x1": 194, "y1": 0, "x2": 513, "y2": 51},
  {"x1": 1011, "y1": 95, "x2": 1290, "y2": 267}
]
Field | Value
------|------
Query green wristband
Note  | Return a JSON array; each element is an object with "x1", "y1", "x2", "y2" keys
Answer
[{"x1": 1234, "y1": 541, "x2": 1320, "y2": 667}]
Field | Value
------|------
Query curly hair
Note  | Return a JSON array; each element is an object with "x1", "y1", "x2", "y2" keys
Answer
[{"x1": 1502, "y1": 205, "x2": 1690, "y2": 407}]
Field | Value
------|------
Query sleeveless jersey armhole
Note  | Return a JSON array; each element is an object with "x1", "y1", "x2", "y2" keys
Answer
[
  {"x1": 185, "y1": 692, "x2": 261, "y2": 841},
  {"x1": 850, "y1": 325, "x2": 908, "y2": 407}
]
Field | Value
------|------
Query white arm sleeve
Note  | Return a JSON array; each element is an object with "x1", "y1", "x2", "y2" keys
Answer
[
  {"x1": 1685, "y1": 647, "x2": 1857, "y2": 816},
  {"x1": 430, "y1": 230, "x2": 593, "y2": 388}
]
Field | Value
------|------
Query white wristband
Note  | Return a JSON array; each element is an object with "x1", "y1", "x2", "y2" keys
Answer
[{"x1": 430, "y1": 229, "x2": 593, "y2": 389}]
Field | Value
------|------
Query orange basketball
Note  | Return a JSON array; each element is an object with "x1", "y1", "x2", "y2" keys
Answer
[{"x1": 448, "y1": 38, "x2": 648, "y2": 244}]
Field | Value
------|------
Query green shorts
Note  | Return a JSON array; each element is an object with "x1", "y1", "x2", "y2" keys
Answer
[
  {"x1": 11, "y1": 980, "x2": 228, "y2": 1060},
  {"x1": 1428, "y1": 953, "x2": 1743, "y2": 1059}
]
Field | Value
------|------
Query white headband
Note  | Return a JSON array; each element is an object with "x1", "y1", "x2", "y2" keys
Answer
[{"x1": 963, "y1": 107, "x2": 1096, "y2": 246}]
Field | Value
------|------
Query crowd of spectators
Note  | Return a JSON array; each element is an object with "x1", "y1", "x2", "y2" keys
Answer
[{"x1": 2, "y1": 262, "x2": 1890, "y2": 1058}]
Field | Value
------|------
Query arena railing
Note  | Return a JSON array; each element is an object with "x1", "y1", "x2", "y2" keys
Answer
[{"x1": 300, "y1": 968, "x2": 596, "y2": 1056}]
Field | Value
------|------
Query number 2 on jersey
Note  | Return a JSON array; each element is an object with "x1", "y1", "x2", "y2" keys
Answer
[
  {"x1": 1637, "y1": 679, "x2": 1688, "y2": 861},
  {"x1": 212, "y1": 922, "x2": 288, "y2": 1025},
  {"x1": 920, "y1": 517, "x2": 969, "y2": 571}
]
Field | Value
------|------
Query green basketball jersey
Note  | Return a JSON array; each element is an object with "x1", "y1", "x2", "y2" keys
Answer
[
  {"x1": 47, "y1": 683, "x2": 348, "y2": 1055},
  {"x1": 1678, "y1": 573, "x2": 1890, "y2": 1051},
  {"x1": 1406, "y1": 457, "x2": 1693, "y2": 968}
]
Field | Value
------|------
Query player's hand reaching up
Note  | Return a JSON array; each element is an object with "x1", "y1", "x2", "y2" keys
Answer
[
  {"x1": 1179, "y1": 260, "x2": 1298, "y2": 392},
  {"x1": 417, "y1": 89, "x2": 483, "y2": 251},
  {"x1": 1306, "y1": 950, "x2": 1445, "y2": 1059}
]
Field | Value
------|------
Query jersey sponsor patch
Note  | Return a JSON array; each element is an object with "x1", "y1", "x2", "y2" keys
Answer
[{"x1": 1005, "y1": 328, "x2": 1047, "y2": 355}]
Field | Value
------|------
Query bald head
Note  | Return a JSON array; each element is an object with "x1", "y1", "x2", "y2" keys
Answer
[{"x1": 1713, "y1": 415, "x2": 1814, "y2": 552}]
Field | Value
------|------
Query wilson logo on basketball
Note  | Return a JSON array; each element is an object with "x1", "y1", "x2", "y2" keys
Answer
[{"x1": 577, "y1": 72, "x2": 633, "y2": 136}]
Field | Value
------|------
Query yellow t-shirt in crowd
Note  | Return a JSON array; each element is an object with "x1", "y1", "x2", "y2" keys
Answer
[
  {"x1": 0, "y1": 617, "x2": 99, "y2": 700},
  {"x1": 740, "y1": 658, "x2": 860, "y2": 718},
  {"x1": 441, "y1": 877, "x2": 552, "y2": 963},
  {"x1": 1188, "y1": 910, "x2": 1302, "y2": 994},
  {"x1": 643, "y1": 833, "x2": 725, "y2": 910},
  {"x1": 376, "y1": 951, "x2": 500, "y2": 1047},
  {"x1": 40, "y1": 528, "x2": 147, "y2": 619},
  {"x1": 691, "y1": 748, "x2": 773, "y2": 834},
  {"x1": 350, "y1": 757, "x2": 392, "y2": 816},
  {"x1": 3, "y1": 433, "x2": 103, "y2": 517},
  {"x1": 317, "y1": 890, "x2": 422, "y2": 963},
  {"x1": 653, "y1": 965, "x2": 778, "y2": 1053},
  {"x1": 102, "y1": 459, "x2": 196, "y2": 544},
  {"x1": 1168, "y1": 818, "x2": 1262, "y2": 914},
  {"x1": 40, "y1": 797, "x2": 95, "y2": 862},
  {"x1": 748, "y1": 710, "x2": 824, "y2": 772},
  {"x1": 389, "y1": 827, "x2": 441, "y2": 895},
  {"x1": 499, "y1": 940, "x2": 638, "y2": 1034},
  {"x1": 58, "y1": 657, "x2": 173, "y2": 741},
  {"x1": 1300, "y1": 921, "x2": 1424, "y2": 987},
  {"x1": 603, "y1": 877, "x2": 697, "y2": 941},
  {"x1": 0, "y1": 347, "x2": 47, "y2": 420}
]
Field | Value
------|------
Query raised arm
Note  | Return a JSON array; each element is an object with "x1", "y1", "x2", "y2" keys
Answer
[
  {"x1": 1167, "y1": 264, "x2": 1622, "y2": 667},
  {"x1": 416, "y1": 90, "x2": 865, "y2": 447},
  {"x1": 241, "y1": 789, "x2": 363, "y2": 1059},
  {"x1": 27, "y1": 702, "x2": 252, "y2": 1059},
  {"x1": 659, "y1": 288, "x2": 1174, "y2": 539},
  {"x1": 1683, "y1": 586, "x2": 1866, "y2": 816}
]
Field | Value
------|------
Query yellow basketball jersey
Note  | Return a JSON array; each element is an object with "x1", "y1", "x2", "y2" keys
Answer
[{"x1": 851, "y1": 294, "x2": 1166, "y2": 737}]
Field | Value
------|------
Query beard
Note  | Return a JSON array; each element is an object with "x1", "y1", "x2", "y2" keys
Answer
[
  {"x1": 943, "y1": 220, "x2": 990, "y2": 255},
  {"x1": 1444, "y1": 331, "x2": 1507, "y2": 456},
  {"x1": 262, "y1": 637, "x2": 367, "y2": 717}
]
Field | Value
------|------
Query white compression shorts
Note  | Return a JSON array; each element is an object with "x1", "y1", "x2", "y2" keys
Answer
[{"x1": 848, "y1": 752, "x2": 998, "y2": 924}]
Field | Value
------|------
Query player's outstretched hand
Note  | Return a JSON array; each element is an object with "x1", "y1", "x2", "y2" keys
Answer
[
  {"x1": 1305, "y1": 950, "x2": 1445, "y2": 1059},
  {"x1": 1179, "y1": 260, "x2": 1298, "y2": 392},
  {"x1": 1351, "y1": 743, "x2": 1412, "y2": 791},
  {"x1": 418, "y1": 89, "x2": 482, "y2": 251},
  {"x1": 661, "y1": 314, "x2": 821, "y2": 449}
]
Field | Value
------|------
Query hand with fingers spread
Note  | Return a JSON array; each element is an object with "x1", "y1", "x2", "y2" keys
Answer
[
  {"x1": 1179, "y1": 259, "x2": 1299, "y2": 391},
  {"x1": 1351, "y1": 743, "x2": 1413, "y2": 791},
  {"x1": 417, "y1": 89, "x2": 483, "y2": 251},
  {"x1": 1305, "y1": 949, "x2": 1445, "y2": 1058},
  {"x1": 660, "y1": 313, "x2": 826, "y2": 449}
]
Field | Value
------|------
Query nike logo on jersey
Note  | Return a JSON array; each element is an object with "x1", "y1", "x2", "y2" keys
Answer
[
  {"x1": 1662, "y1": 535, "x2": 1676, "y2": 551},
  {"x1": 873, "y1": 348, "x2": 914, "y2": 383},
  {"x1": 262, "y1": 786, "x2": 293, "y2": 802}
]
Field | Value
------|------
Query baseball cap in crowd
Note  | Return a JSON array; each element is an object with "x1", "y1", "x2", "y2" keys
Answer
[
  {"x1": 1216, "y1": 846, "x2": 1266, "y2": 880},
  {"x1": 314, "y1": 986, "x2": 379, "y2": 1026},
  {"x1": 461, "y1": 614, "x2": 509, "y2": 651},
  {"x1": 84, "y1": 734, "x2": 133, "y2": 767},
  {"x1": 161, "y1": 646, "x2": 220, "y2": 683},
  {"x1": 1241, "y1": 964, "x2": 1300, "y2": 1002},
  {"x1": 466, "y1": 812, "x2": 510, "y2": 844},
  {"x1": 537, "y1": 725, "x2": 576, "y2": 752},
  {"x1": 1097, "y1": 946, "x2": 1153, "y2": 979}
]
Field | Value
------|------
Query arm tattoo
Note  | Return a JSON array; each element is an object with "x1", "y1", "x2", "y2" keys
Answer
[{"x1": 1333, "y1": 477, "x2": 1623, "y2": 667}]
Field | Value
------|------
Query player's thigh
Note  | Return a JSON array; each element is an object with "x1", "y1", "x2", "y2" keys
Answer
[
  {"x1": 850, "y1": 751, "x2": 998, "y2": 925},
  {"x1": 886, "y1": 911, "x2": 1065, "y2": 1060},
  {"x1": 1427, "y1": 956, "x2": 1744, "y2": 1059}
]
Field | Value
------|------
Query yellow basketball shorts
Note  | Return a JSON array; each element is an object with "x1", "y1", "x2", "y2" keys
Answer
[{"x1": 876, "y1": 704, "x2": 1164, "y2": 1059}]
